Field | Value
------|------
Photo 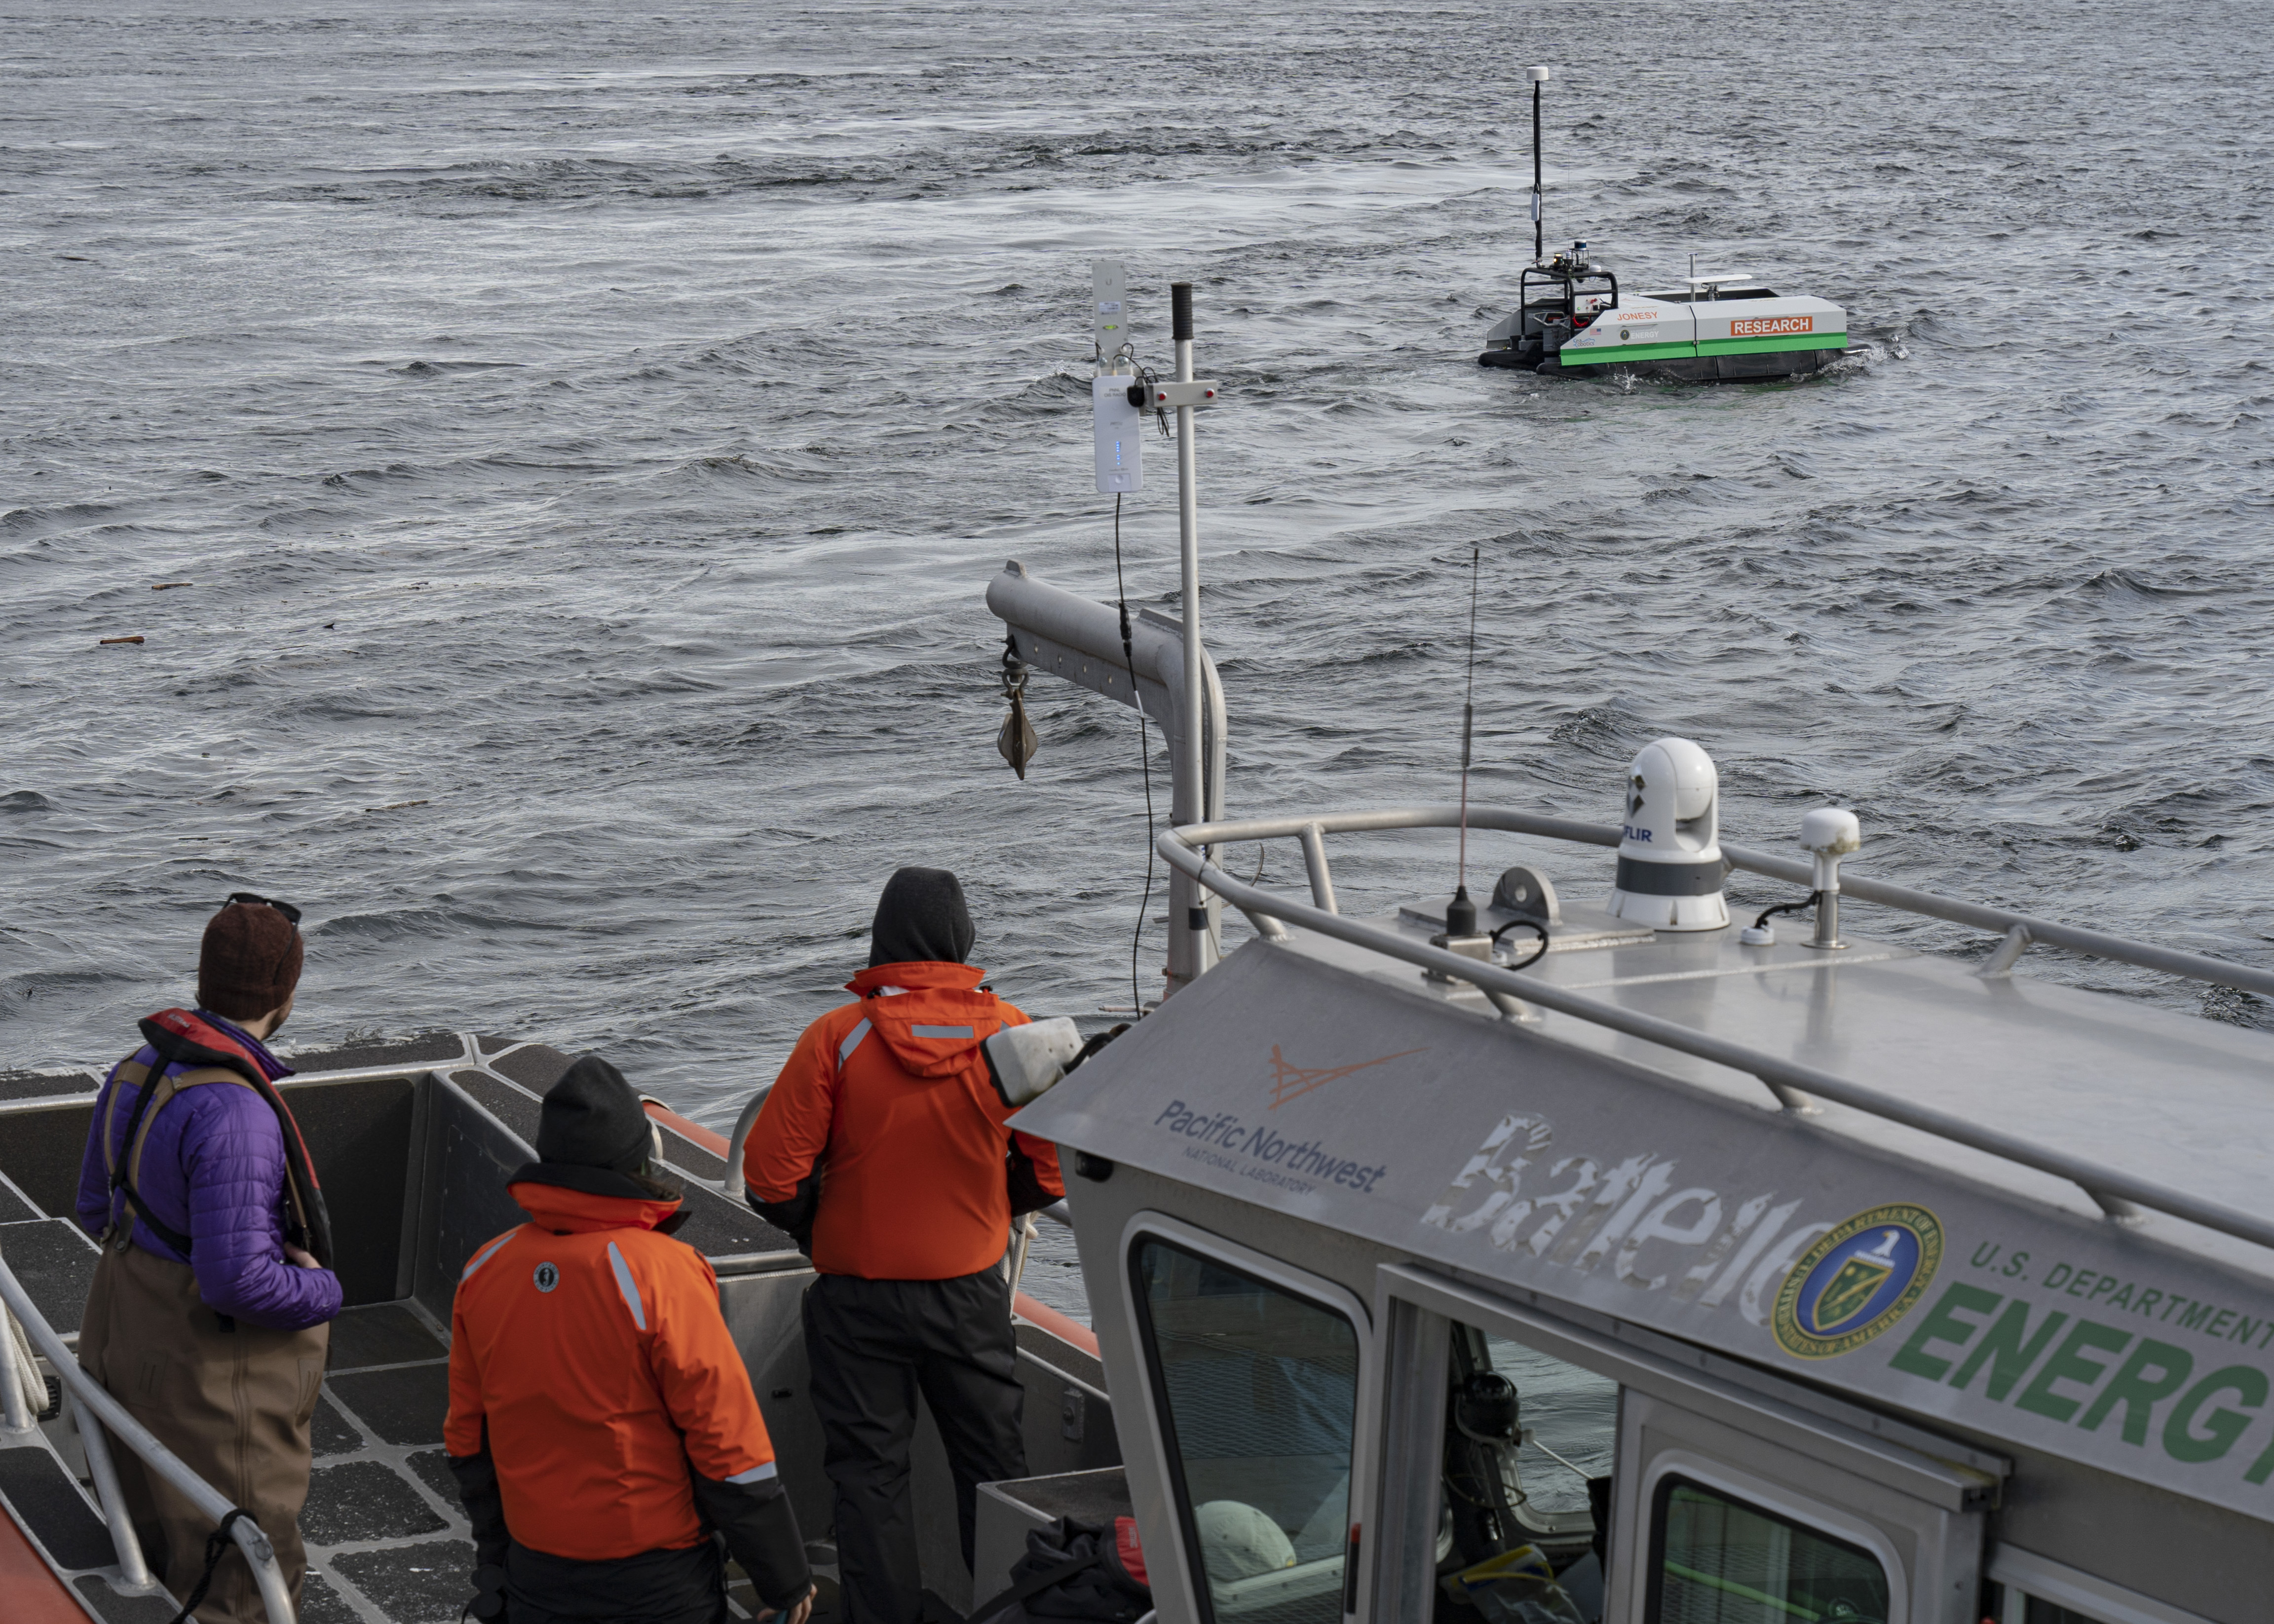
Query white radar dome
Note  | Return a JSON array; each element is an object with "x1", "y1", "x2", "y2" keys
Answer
[
  {"x1": 1800, "y1": 805, "x2": 1862, "y2": 899},
  {"x1": 1605, "y1": 737, "x2": 1729, "y2": 932},
  {"x1": 1800, "y1": 806, "x2": 1861, "y2": 858}
]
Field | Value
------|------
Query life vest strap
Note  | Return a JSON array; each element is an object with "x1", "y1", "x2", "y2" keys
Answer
[
  {"x1": 101, "y1": 1048, "x2": 321, "y2": 1264},
  {"x1": 103, "y1": 1058, "x2": 263, "y2": 1259}
]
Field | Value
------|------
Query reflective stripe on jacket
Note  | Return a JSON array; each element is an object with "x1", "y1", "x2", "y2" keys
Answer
[
  {"x1": 444, "y1": 1180, "x2": 780, "y2": 1562},
  {"x1": 744, "y1": 961, "x2": 1066, "y2": 1281}
]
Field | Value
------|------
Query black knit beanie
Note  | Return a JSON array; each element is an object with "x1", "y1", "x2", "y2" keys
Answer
[
  {"x1": 536, "y1": 1055, "x2": 651, "y2": 1174},
  {"x1": 869, "y1": 867, "x2": 976, "y2": 968}
]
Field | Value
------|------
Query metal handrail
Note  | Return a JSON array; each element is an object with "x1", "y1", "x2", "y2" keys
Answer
[
  {"x1": 0, "y1": 1053, "x2": 472, "y2": 1120},
  {"x1": 720, "y1": 1084, "x2": 772, "y2": 1201},
  {"x1": 1164, "y1": 804, "x2": 2274, "y2": 999},
  {"x1": 2, "y1": 1306, "x2": 38, "y2": 1434},
  {"x1": 1156, "y1": 811, "x2": 2274, "y2": 1256},
  {"x1": 0, "y1": 1252, "x2": 297, "y2": 1623}
]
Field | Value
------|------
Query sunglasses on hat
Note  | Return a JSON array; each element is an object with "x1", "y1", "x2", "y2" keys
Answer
[{"x1": 225, "y1": 892, "x2": 303, "y2": 928}]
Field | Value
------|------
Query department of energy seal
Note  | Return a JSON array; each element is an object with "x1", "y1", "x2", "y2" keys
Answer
[{"x1": 1773, "y1": 1204, "x2": 1943, "y2": 1360}]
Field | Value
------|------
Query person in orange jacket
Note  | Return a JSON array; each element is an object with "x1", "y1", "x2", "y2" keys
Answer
[
  {"x1": 447, "y1": 1056, "x2": 816, "y2": 1624},
  {"x1": 744, "y1": 867, "x2": 1064, "y2": 1624}
]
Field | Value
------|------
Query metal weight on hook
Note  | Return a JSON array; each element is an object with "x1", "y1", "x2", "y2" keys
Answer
[{"x1": 997, "y1": 632, "x2": 1038, "y2": 779}]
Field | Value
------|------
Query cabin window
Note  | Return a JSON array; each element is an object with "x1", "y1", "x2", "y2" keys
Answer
[
  {"x1": 1436, "y1": 1323, "x2": 1617, "y2": 1623},
  {"x1": 1645, "y1": 1477, "x2": 1891, "y2": 1624},
  {"x1": 1487, "y1": 1334, "x2": 1617, "y2": 1519},
  {"x1": 1131, "y1": 1236, "x2": 1360, "y2": 1624}
]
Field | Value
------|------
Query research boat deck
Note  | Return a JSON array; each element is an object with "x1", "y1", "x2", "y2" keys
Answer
[{"x1": 0, "y1": 1035, "x2": 1112, "y2": 1624}]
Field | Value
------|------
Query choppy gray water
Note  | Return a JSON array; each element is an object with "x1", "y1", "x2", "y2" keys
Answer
[{"x1": 6, "y1": 3, "x2": 2272, "y2": 1315}]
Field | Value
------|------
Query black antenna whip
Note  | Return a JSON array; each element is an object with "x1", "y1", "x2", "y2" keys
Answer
[
  {"x1": 1529, "y1": 66, "x2": 1551, "y2": 263},
  {"x1": 1114, "y1": 493, "x2": 1156, "y2": 1017},
  {"x1": 1450, "y1": 546, "x2": 1481, "y2": 936}
]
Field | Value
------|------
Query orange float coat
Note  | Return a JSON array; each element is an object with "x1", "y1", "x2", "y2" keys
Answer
[
  {"x1": 744, "y1": 962, "x2": 1065, "y2": 1280},
  {"x1": 444, "y1": 1181, "x2": 780, "y2": 1563}
]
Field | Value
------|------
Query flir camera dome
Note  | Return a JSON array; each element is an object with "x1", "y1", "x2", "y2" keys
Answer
[{"x1": 1605, "y1": 737, "x2": 1729, "y2": 931}]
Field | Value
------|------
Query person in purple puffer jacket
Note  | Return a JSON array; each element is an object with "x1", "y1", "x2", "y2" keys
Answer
[{"x1": 75, "y1": 895, "x2": 341, "y2": 1624}]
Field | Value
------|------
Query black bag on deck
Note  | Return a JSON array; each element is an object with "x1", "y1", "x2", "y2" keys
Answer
[{"x1": 970, "y1": 1515, "x2": 1151, "y2": 1624}]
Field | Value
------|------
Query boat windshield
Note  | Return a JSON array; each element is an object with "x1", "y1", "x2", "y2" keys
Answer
[{"x1": 1132, "y1": 1238, "x2": 1359, "y2": 1624}]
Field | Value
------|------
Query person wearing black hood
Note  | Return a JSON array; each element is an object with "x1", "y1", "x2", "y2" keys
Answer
[
  {"x1": 446, "y1": 1055, "x2": 815, "y2": 1624},
  {"x1": 743, "y1": 867, "x2": 1065, "y2": 1624}
]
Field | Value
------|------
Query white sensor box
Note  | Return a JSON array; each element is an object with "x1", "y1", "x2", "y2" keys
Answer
[
  {"x1": 1092, "y1": 258, "x2": 1129, "y2": 357},
  {"x1": 1093, "y1": 375, "x2": 1142, "y2": 494}
]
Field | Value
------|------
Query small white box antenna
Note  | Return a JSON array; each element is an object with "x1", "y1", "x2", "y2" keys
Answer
[
  {"x1": 1091, "y1": 257, "x2": 1140, "y2": 492},
  {"x1": 1093, "y1": 258, "x2": 1130, "y2": 367},
  {"x1": 1094, "y1": 375, "x2": 1142, "y2": 494}
]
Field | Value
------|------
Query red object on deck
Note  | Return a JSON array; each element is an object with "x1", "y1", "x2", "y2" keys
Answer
[
  {"x1": 641, "y1": 1100, "x2": 1102, "y2": 1359},
  {"x1": 0, "y1": 1508, "x2": 95, "y2": 1624},
  {"x1": 1009, "y1": 1292, "x2": 1100, "y2": 1358},
  {"x1": 644, "y1": 1098, "x2": 725, "y2": 1156}
]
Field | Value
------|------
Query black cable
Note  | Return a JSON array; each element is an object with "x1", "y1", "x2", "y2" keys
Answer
[
  {"x1": 165, "y1": 1509, "x2": 256, "y2": 1624},
  {"x1": 1113, "y1": 493, "x2": 1156, "y2": 1018},
  {"x1": 1135, "y1": 363, "x2": 1170, "y2": 438},
  {"x1": 1489, "y1": 918, "x2": 1551, "y2": 971},
  {"x1": 1752, "y1": 892, "x2": 1822, "y2": 931}
]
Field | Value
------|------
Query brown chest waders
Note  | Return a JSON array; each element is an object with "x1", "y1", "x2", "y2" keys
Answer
[{"x1": 82, "y1": 1055, "x2": 331, "y2": 1624}]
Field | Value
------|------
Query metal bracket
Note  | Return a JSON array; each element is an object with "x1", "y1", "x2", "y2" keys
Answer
[
  {"x1": 1484, "y1": 989, "x2": 1541, "y2": 1026},
  {"x1": 1140, "y1": 379, "x2": 1220, "y2": 409},
  {"x1": 1977, "y1": 924, "x2": 2031, "y2": 978},
  {"x1": 1298, "y1": 823, "x2": 1338, "y2": 914},
  {"x1": 1760, "y1": 1077, "x2": 1821, "y2": 1116},
  {"x1": 1490, "y1": 864, "x2": 1561, "y2": 924},
  {"x1": 2084, "y1": 1188, "x2": 2147, "y2": 1226}
]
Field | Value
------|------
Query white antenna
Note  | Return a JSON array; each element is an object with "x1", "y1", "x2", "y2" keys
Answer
[
  {"x1": 1091, "y1": 259, "x2": 1140, "y2": 494},
  {"x1": 1092, "y1": 258, "x2": 1129, "y2": 368},
  {"x1": 1527, "y1": 66, "x2": 1551, "y2": 264}
]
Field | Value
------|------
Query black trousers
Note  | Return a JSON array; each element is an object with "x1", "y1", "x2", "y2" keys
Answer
[
  {"x1": 506, "y1": 1538, "x2": 728, "y2": 1624},
  {"x1": 803, "y1": 1266, "x2": 1028, "y2": 1624}
]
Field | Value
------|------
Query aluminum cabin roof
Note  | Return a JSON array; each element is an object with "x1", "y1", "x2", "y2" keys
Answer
[{"x1": 1017, "y1": 919, "x2": 2274, "y2": 1523}]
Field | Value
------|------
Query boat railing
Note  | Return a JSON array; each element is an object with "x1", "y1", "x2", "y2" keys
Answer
[
  {"x1": 0, "y1": 1240, "x2": 298, "y2": 1624},
  {"x1": 1157, "y1": 804, "x2": 2274, "y2": 1257}
]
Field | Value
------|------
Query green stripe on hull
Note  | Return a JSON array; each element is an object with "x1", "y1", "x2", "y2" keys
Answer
[
  {"x1": 1561, "y1": 333, "x2": 1849, "y2": 369},
  {"x1": 1558, "y1": 340, "x2": 1700, "y2": 367},
  {"x1": 1694, "y1": 333, "x2": 1849, "y2": 358}
]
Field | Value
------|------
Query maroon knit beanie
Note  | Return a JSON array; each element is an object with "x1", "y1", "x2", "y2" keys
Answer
[{"x1": 197, "y1": 902, "x2": 304, "y2": 1022}]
